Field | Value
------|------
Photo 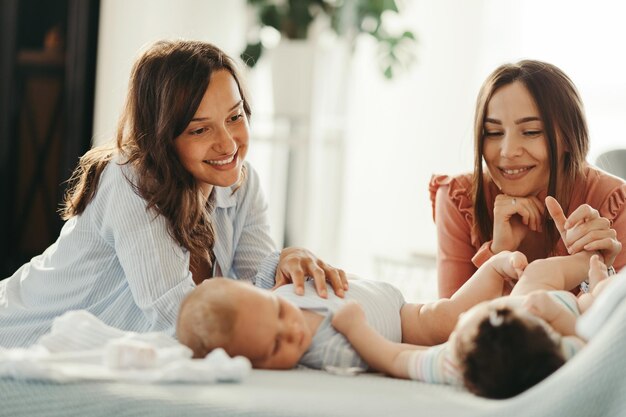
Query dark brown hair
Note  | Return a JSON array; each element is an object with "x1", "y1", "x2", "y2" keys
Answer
[
  {"x1": 457, "y1": 307, "x2": 565, "y2": 399},
  {"x1": 62, "y1": 40, "x2": 252, "y2": 269},
  {"x1": 472, "y1": 60, "x2": 589, "y2": 252}
]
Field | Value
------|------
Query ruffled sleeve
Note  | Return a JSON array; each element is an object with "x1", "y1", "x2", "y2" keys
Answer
[
  {"x1": 429, "y1": 173, "x2": 482, "y2": 297},
  {"x1": 581, "y1": 167, "x2": 626, "y2": 272},
  {"x1": 429, "y1": 174, "x2": 478, "y2": 246},
  {"x1": 600, "y1": 184, "x2": 626, "y2": 220},
  {"x1": 598, "y1": 184, "x2": 626, "y2": 271}
]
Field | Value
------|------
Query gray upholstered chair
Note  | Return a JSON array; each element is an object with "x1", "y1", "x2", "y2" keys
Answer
[{"x1": 595, "y1": 149, "x2": 626, "y2": 180}]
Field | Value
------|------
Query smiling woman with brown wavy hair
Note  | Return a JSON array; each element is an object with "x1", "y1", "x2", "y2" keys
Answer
[
  {"x1": 430, "y1": 60, "x2": 625, "y2": 298},
  {"x1": 0, "y1": 39, "x2": 347, "y2": 348}
]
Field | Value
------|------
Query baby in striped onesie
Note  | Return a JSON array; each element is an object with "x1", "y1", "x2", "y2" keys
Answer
[
  {"x1": 177, "y1": 249, "x2": 535, "y2": 371},
  {"x1": 332, "y1": 253, "x2": 612, "y2": 399},
  {"x1": 178, "y1": 277, "x2": 405, "y2": 370}
]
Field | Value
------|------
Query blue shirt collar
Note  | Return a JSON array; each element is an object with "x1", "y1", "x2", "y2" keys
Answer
[{"x1": 213, "y1": 185, "x2": 237, "y2": 209}]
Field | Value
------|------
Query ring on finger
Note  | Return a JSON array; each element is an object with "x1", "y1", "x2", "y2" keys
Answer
[{"x1": 512, "y1": 198, "x2": 516, "y2": 206}]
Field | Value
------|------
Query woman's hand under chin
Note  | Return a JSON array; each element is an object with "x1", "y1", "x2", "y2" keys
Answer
[
  {"x1": 491, "y1": 194, "x2": 544, "y2": 254},
  {"x1": 272, "y1": 247, "x2": 348, "y2": 298}
]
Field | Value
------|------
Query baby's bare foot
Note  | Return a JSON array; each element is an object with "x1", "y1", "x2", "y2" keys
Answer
[{"x1": 588, "y1": 254, "x2": 609, "y2": 291}]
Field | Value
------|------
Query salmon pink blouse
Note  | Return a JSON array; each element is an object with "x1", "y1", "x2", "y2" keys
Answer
[{"x1": 430, "y1": 165, "x2": 626, "y2": 298}]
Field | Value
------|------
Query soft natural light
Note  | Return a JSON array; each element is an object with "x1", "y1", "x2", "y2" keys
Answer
[
  {"x1": 330, "y1": 0, "x2": 626, "y2": 300},
  {"x1": 93, "y1": 0, "x2": 626, "y2": 302}
]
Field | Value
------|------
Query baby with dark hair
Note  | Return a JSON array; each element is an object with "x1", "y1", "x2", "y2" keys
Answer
[
  {"x1": 456, "y1": 254, "x2": 612, "y2": 398},
  {"x1": 457, "y1": 305, "x2": 566, "y2": 398},
  {"x1": 332, "y1": 253, "x2": 613, "y2": 399}
]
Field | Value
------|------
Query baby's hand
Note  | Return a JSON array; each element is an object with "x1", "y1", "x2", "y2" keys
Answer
[
  {"x1": 494, "y1": 251, "x2": 528, "y2": 286},
  {"x1": 331, "y1": 301, "x2": 366, "y2": 337}
]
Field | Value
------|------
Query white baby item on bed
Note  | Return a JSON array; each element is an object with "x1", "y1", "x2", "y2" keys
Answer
[
  {"x1": 0, "y1": 310, "x2": 251, "y2": 383},
  {"x1": 104, "y1": 338, "x2": 159, "y2": 369}
]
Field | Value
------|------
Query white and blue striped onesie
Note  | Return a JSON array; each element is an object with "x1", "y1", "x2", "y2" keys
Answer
[{"x1": 274, "y1": 279, "x2": 405, "y2": 370}]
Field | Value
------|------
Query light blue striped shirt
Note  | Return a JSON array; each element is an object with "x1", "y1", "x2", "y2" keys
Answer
[{"x1": 0, "y1": 158, "x2": 279, "y2": 348}]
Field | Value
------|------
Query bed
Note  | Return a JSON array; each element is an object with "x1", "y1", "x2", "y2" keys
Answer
[{"x1": 2, "y1": 277, "x2": 626, "y2": 417}]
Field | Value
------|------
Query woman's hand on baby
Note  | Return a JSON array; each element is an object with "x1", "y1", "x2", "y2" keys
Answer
[
  {"x1": 331, "y1": 301, "x2": 366, "y2": 337},
  {"x1": 274, "y1": 247, "x2": 348, "y2": 298},
  {"x1": 491, "y1": 194, "x2": 544, "y2": 254},
  {"x1": 545, "y1": 196, "x2": 621, "y2": 266}
]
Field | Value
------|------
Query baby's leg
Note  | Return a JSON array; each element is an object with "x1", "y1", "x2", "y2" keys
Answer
[
  {"x1": 511, "y1": 251, "x2": 592, "y2": 296},
  {"x1": 588, "y1": 254, "x2": 609, "y2": 292},
  {"x1": 578, "y1": 254, "x2": 610, "y2": 313}
]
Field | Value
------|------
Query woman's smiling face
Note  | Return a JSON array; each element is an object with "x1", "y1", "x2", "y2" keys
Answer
[
  {"x1": 174, "y1": 69, "x2": 249, "y2": 195},
  {"x1": 482, "y1": 81, "x2": 560, "y2": 197}
]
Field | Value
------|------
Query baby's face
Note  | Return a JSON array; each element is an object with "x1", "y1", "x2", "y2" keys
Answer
[{"x1": 225, "y1": 284, "x2": 313, "y2": 369}]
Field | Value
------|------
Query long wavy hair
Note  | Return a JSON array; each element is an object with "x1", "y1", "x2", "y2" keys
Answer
[
  {"x1": 62, "y1": 40, "x2": 252, "y2": 270},
  {"x1": 472, "y1": 60, "x2": 589, "y2": 253}
]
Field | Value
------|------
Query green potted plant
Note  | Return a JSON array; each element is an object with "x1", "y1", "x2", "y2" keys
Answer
[{"x1": 241, "y1": 0, "x2": 417, "y2": 79}]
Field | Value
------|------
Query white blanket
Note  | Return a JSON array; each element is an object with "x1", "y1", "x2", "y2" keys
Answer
[{"x1": 0, "y1": 310, "x2": 251, "y2": 383}]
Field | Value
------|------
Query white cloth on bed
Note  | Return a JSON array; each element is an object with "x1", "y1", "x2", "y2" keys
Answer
[{"x1": 0, "y1": 310, "x2": 251, "y2": 383}]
